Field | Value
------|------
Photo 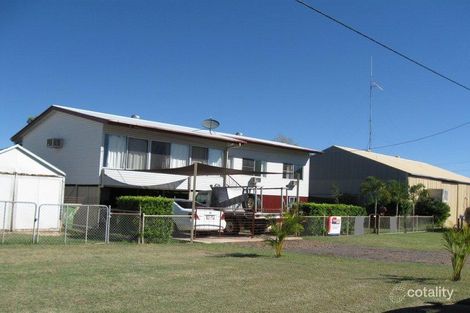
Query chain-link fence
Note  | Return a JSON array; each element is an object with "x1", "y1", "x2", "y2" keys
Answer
[
  {"x1": 377, "y1": 216, "x2": 435, "y2": 234},
  {"x1": 0, "y1": 199, "x2": 437, "y2": 244},
  {"x1": 34, "y1": 204, "x2": 110, "y2": 244},
  {"x1": 301, "y1": 215, "x2": 434, "y2": 237},
  {"x1": 301, "y1": 216, "x2": 372, "y2": 236},
  {"x1": 0, "y1": 201, "x2": 37, "y2": 244}
]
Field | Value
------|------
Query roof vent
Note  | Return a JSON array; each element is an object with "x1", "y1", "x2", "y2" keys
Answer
[
  {"x1": 235, "y1": 132, "x2": 243, "y2": 136},
  {"x1": 131, "y1": 114, "x2": 140, "y2": 119}
]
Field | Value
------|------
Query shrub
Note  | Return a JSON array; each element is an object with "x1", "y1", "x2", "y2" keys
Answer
[
  {"x1": 299, "y1": 203, "x2": 367, "y2": 217},
  {"x1": 443, "y1": 226, "x2": 470, "y2": 281},
  {"x1": 266, "y1": 212, "x2": 304, "y2": 257},
  {"x1": 415, "y1": 197, "x2": 450, "y2": 227},
  {"x1": 116, "y1": 196, "x2": 174, "y2": 243}
]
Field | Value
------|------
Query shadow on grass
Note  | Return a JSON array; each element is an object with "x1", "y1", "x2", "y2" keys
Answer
[
  {"x1": 211, "y1": 252, "x2": 264, "y2": 258},
  {"x1": 384, "y1": 298, "x2": 470, "y2": 313},
  {"x1": 360, "y1": 274, "x2": 438, "y2": 284}
]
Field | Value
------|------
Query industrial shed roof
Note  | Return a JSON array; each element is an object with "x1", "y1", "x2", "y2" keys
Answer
[{"x1": 334, "y1": 146, "x2": 470, "y2": 185}]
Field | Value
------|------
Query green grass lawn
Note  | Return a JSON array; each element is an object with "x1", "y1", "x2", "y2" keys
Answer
[
  {"x1": 0, "y1": 234, "x2": 468, "y2": 313},
  {"x1": 305, "y1": 232, "x2": 445, "y2": 251}
]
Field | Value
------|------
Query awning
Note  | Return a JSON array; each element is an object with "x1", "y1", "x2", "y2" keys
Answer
[
  {"x1": 102, "y1": 169, "x2": 187, "y2": 189},
  {"x1": 135, "y1": 163, "x2": 282, "y2": 176}
]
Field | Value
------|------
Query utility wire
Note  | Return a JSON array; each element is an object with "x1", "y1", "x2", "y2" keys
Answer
[
  {"x1": 295, "y1": 0, "x2": 470, "y2": 92},
  {"x1": 371, "y1": 120, "x2": 470, "y2": 150}
]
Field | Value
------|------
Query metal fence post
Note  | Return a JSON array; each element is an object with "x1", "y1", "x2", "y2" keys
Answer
[
  {"x1": 31, "y1": 203, "x2": 38, "y2": 243},
  {"x1": 346, "y1": 216, "x2": 349, "y2": 236},
  {"x1": 35, "y1": 204, "x2": 42, "y2": 243},
  {"x1": 416, "y1": 215, "x2": 419, "y2": 232},
  {"x1": 105, "y1": 206, "x2": 110, "y2": 244},
  {"x1": 218, "y1": 210, "x2": 222, "y2": 237},
  {"x1": 141, "y1": 213, "x2": 145, "y2": 244},
  {"x1": 85, "y1": 205, "x2": 90, "y2": 243},
  {"x1": 64, "y1": 205, "x2": 69, "y2": 244},
  {"x1": 1, "y1": 202, "x2": 6, "y2": 244}
]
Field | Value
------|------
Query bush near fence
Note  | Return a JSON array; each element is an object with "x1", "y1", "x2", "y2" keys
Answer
[
  {"x1": 299, "y1": 203, "x2": 367, "y2": 216},
  {"x1": 116, "y1": 196, "x2": 174, "y2": 243},
  {"x1": 299, "y1": 203, "x2": 367, "y2": 236}
]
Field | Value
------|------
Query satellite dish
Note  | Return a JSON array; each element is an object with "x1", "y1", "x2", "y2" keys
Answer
[{"x1": 202, "y1": 118, "x2": 220, "y2": 134}]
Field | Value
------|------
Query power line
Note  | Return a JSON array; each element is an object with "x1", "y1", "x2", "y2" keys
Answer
[
  {"x1": 371, "y1": 120, "x2": 470, "y2": 150},
  {"x1": 295, "y1": 0, "x2": 470, "y2": 92}
]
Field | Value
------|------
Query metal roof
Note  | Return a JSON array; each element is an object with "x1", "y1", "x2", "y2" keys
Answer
[
  {"x1": 334, "y1": 145, "x2": 470, "y2": 184},
  {"x1": 0, "y1": 144, "x2": 66, "y2": 176},
  {"x1": 12, "y1": 105, "x2": 319, "y2": 153}
]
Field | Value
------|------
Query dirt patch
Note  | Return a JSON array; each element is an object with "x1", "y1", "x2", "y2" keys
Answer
[{"x1": 236, "y1": 239, "x2": 454, "y2": 265}]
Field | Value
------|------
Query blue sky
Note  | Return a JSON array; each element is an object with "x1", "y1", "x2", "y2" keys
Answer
[{"x1": 1, "y1": 0, "x2": 470, "y2": 174}]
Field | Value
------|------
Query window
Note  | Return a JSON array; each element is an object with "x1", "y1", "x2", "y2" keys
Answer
[
  {"x1": 242, "y1": 158, "x2": 255, "y2": 172},
  {"x1": 294, "y1": 164, "x2": 303, "y2": 180},
  {"x1": 191, "y1": 146, "x2": 208, "y2": 164},
  {"x1": 283, "y1": 163, "x2": 294, "y2": 179},
  {"x1": 243, "y1": 158, "x2": 267, "y2": 177},
  {"x1": 150, "y1": 141, "x2": 171, "y2": 169},
  {"x1": 283, "y1": 163, "x2": 303, "y2": 179},
  {"x1": 104, "y1": 134, "x2": 127, "y2": 169},
  {"x1": 255, "y1": 160, "x2": 267, "y2": 176},
  {"x1": 208, "y1": 149, "x2": 223, "y2": 167},
  {"x1": 127, "y1": 137, "x2": 148, "y2": 170},
  {"x1": 170, "y1": 143, "x2": 189, "y2": 168}
]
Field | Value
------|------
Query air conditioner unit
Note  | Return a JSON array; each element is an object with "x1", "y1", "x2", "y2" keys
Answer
[
  {"x1": 248, "y1": 177, "x2": 262, "y2": 187},
  {"x1": 46, "y1": 138, "x2": 64, "y2": 149}
]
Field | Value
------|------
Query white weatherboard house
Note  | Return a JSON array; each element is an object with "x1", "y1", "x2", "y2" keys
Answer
[
  {"x1": 0, "y1": 145, "x2": 65, "y2": 231},
  {"x1": 11, "y1": 105, "x2": 318, "y2": 210}
]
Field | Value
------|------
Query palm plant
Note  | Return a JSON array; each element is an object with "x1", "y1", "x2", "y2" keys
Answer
[
  {"x1": 409, "y1": 183, "x2": 427, "y2": 216},
  {"x1": 266, "y1": 212, "x2": 304, "y2": 257},
  {"x1": 442, "y1": 226, "x2": 470, "y2": 281},
  {"x1": 387, "y1": 180, "x2": 409, "y2": 216},
  {"x1": 360, "y1": 176, "x2": 387, "y2": 216}
]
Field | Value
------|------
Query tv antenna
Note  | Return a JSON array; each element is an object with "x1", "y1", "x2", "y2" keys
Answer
[
  {"x1": 202, "y1": 118, "x2": 220, "y2": 134},
  {"x1": 368, "y1": 57, "x2": 384, "y2": 151}
]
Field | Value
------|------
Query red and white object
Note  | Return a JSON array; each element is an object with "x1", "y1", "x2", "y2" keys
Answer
[{"x1": 327, "y1": 216, "x2": 342, "y2": 236}]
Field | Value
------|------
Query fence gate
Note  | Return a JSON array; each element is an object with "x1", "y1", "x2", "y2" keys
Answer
[
  {"x1": 0, "y1": 201, "x2": 37, "y2": 244},
  {"x1": 35, "y1": 204, "x2": 110, "y2": 244}
]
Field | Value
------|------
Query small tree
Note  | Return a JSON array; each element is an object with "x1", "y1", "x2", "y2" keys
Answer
[
  {"x1": 443, "y1": 226, "x2": 470, "y2": 281},
  {"x1": 409, "y1": 184, "x2": 427, "y2": 216},
  {"x1": 387, "y1": 180, "x2": 409, "y2": 216},
  {"x1": 266, "y1": 212, "x2": 304, "y2": 257},
  {"x1": 331, "y1": 183, "x2": 343, "y2": 204},
  {"x1": 360, "y1": 176, "x2": 387, "y2": 216},
  {"x1": 273, "y1": 134, "x2": 297, "y2": 145}
]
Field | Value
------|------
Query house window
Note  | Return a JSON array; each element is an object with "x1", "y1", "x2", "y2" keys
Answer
[
  {"x1": 191, "y1": 146, "x2": 208, "y2": 164},
  {"x1": 294, "y1": 165, "x2": 303, "y2": 180},
  {"x1": 104, "y1": 134, "x2": 127, "y2": 169},
  {"x1": 283, "y1": 163, "x2": 294, "y2": 179},
  {"x1": 208, "y1": 149, "x2": 223, "y2": 167},
  {"x1": 127, "y1": 137, "x2": 148, "y2": 170},
  {"x1": 243, "y1": 158, "x2": 267, "y2": 177},
  {"x1": 170, "y1": 143, "x2": 189, "y2": 168},
  {"x1": 150, "y1": 141, "x2": 171, "y2": 169},
  {"x1": 283, "y1": 163, "x2": 303, "y2": 179},
  {"x1": 242, "y1": 158, "x2": 255, "y2": 172}
]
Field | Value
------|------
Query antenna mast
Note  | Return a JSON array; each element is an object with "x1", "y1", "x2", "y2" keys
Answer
[
  {"x1": 368, "y1": 57, "x2": 373, "y2": 151},
  {"x1": 367, "y1": 57, "x2": 383, "y2": 151}
]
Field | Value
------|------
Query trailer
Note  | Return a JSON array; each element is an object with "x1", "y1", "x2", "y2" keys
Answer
[{"x1": 196, "y1": 186, "x2": 282, "y2": 235}]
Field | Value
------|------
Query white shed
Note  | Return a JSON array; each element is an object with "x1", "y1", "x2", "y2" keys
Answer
[{"x1": 0, "y1": 145, "x2": 65, "y2": 231}]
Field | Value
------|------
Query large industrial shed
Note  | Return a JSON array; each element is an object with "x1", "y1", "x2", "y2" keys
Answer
[
  {"x1": 309, "y1": 145, "x2": 470, "y2": 227},
  {"x1": 0, "y1": 145, "x2": 65, "y2": 231}
]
